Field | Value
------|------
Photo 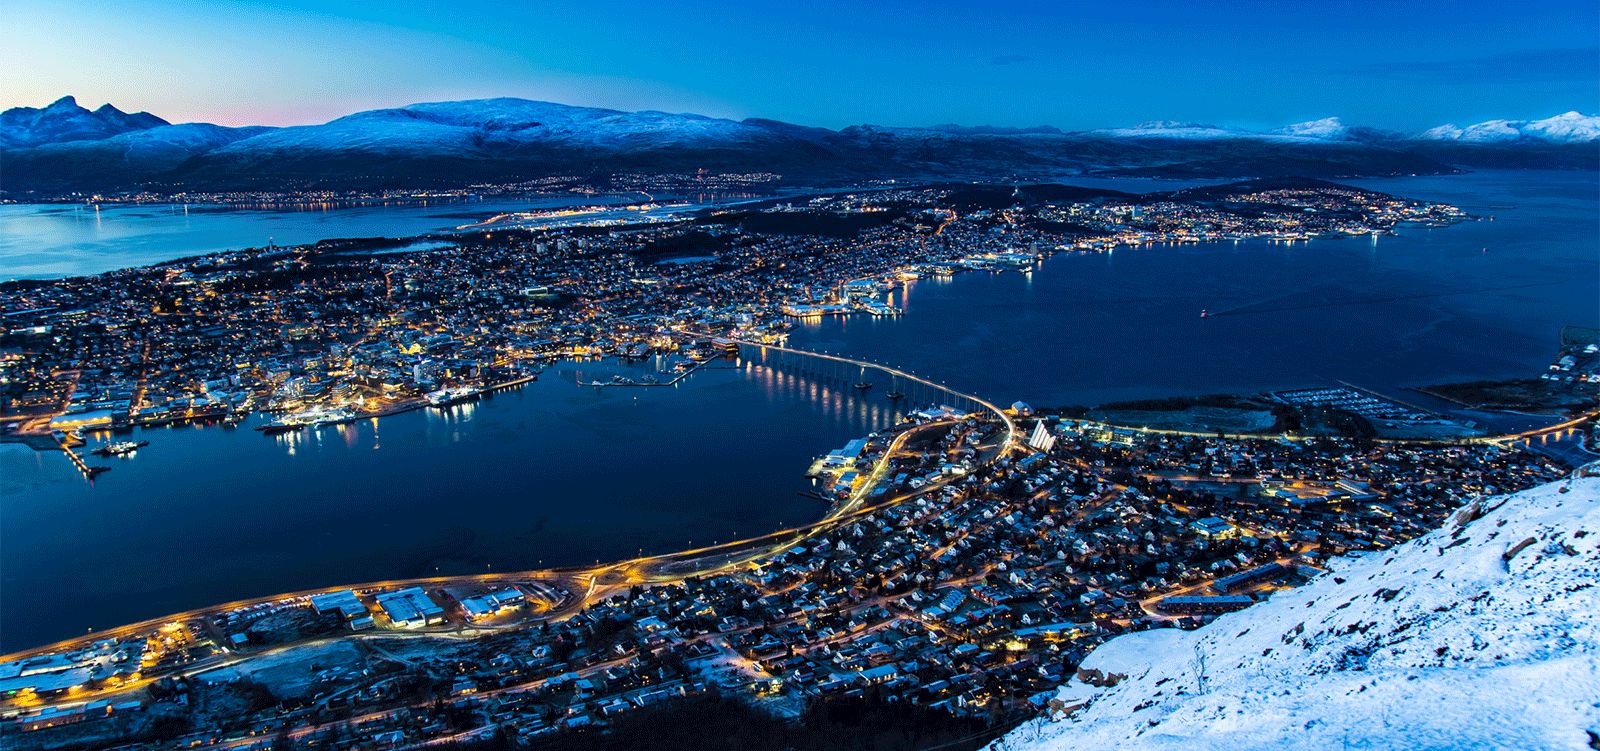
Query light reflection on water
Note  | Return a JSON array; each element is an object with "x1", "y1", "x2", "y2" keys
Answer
[
  {"x1": 0, "y1": 193, "x2": 782, "y2": 280},
  {"x1": 1, "y1": 170, "x2": 1594, "y2": 651},
  {"x1": 0, "y1": 354, "x2": 917, "y2": 651},
  {"x1": 791, "y1": 171, "x2": 1598, "y2": 409}
]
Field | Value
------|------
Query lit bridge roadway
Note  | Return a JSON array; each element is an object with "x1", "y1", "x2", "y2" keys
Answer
[
  {"x1": 1, "y1": 343, "x2": 1021, "y2": 675},
  {"x1": 722, "y1": 337, "x2": 1017, "y2": 450}
]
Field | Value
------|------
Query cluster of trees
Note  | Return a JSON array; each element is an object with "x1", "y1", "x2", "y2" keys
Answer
[
  {"x1": 632, "y1": 230, "x2": 734, "y2": 260},
  {"x1": 210, "y1": 261, "x2": 382, "y2": 295}
]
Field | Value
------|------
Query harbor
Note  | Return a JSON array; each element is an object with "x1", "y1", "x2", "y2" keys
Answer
[{"x1": 0, "y1": 352, "x2": 916, "y2": 651}]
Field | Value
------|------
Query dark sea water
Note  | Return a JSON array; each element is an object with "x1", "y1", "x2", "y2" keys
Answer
[
  {"x1": 0, "y1": 359, "x2": 914, "y2": 651},
  {"x1": 790, "y1": 170, "x2": 1599, "y2": 408},
  {"x1": 0, "y1": 194, "x2": 758, "y2": 281},
  {"x1": 1, "y1": 170, "x2": 1594, "y2": 651}
]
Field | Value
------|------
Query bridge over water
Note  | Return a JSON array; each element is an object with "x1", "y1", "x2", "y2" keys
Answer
[
  {"x1": 1, "y1": 342, "x2": 1022, "y2": 663},
  {"x1": 729, "y1": 339, "x2": 1018, "y2": 455}
]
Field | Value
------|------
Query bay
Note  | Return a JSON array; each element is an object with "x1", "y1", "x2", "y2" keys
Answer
[
  {"x1": 789, "y1": 170, "x2": 1599, "y2": 407},
  {"x1": 0, "y1": 357, "x2": 916, "y2": 652},
  {"x1": 0, "y1": 193, "x2": 767, "y2": 281}
]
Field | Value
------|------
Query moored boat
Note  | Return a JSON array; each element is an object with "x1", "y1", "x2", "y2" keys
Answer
[
  {"x1": 425, "y1": 386, "x2": 481, "y2": 406},
  {"x1": 92, "y1": 440, "x2": 148, "y2": 457}
]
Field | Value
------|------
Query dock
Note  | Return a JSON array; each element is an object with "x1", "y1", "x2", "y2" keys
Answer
[
  {"x1": 56, "y1": 434, "x2": 103, "y2": 481},
  {"x1": 590, "y1": 360, "x2": 706, "y2": 388}
]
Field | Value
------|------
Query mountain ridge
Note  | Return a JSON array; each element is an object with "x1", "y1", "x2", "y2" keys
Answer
[
  {"x1": 0, "y1": 95, "x2": 171, "y2": 149},
  {"x1": 2, "y1": 97, "x2": 1595, "y2": 193}
]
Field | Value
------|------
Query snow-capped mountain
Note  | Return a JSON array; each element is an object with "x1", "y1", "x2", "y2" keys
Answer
[
  {"x1": 1419, "y1": 111, "x2": 1600, "y2": 144},
  {"x1": 1264, "y1": 117, "x2": 1403, "y2": 143},
  {"x1": 1087, "y1": 121, "x2": 1254, "y2": 140},
  {"x1": 0, "y1": 96, "x2": 168, "y2": 149},
  {"x1": 193, "y1": 98, "x2": 795, "y2": 164},
  {"x1": 0, "y1": 97, "x2": 272, "y2": 190},
  {"x1": 1001, "y1": 469, "x2": 1600, "y2": 751},
  {"x1": 1085, "y1": 118, "x2": 1401, "y2": 143},
  {"x1": 1089, "y1": 113, "x2": 1595, "y2": 146},
  {"x1": 2, "y1": 96, "x2": 1593, "y2": 193},
  {"x1": 1267, "y1": 117, "x2": 1349, "y2": 140},
  {"x1": 143, "y1": 98, "x2": 851, "y2": 190}
]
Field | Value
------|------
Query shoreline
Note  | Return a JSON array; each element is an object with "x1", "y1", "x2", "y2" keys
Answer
[
  {"x1": 0, "y1": 344, "x2": 1016, "y2": 661},
  {"x1": 2, "y1": 175, "x2": 1591, "y2": 661}
]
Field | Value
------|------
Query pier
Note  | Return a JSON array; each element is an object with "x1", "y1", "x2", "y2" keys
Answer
[
  {"x1": 55, "y1": 434, "x2": 100, "y2": 481},
  {"x1": 588, "y1": 359, "x2": 706, "y2": 388}
]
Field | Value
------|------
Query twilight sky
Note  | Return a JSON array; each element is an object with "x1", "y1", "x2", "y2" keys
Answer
[{"x1": 3, "y1": 0, "x2": 1595, "y2": 131}]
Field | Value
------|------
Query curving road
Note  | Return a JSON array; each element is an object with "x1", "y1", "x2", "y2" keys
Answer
[{"x1": 1, "y1": 345, "x2": 1020, "y2": 670}]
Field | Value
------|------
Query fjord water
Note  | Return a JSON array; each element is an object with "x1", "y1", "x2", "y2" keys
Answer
[
  {"x1": 0, "y1": 194, "x2": 741, "y2": 281},
  {"x1": 791, "y1": 170, "x2": 1599, "y2": 407},
  {"x1": 0, "y1": 359, "x2": 916, "y2": 651},
  {"x1": 1, "y1": 170, "x2": 1595, "y2": 651}
]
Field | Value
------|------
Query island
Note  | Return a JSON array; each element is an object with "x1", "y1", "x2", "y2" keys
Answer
[{"x1": 1, "y1": 179, "x2": 1590, "y2": 749}]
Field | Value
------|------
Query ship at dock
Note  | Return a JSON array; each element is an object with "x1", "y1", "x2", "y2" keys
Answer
[
  {"x1": 425, "y1": 386, "x2": 482, "y2": 407},
  {"x1": 91, "y1": 440, "x2": 148, "y2": 457},
  {"x1": 306, "y1": 407, "x2": 357, "y2": 427},
  {"x1": 254, "y1": 406, "x2": 358, "y2": 433}
]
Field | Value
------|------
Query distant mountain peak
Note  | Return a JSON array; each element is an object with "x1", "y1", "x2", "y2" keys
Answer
[
  {"x1": 3, "y1": 95, "x2": 1592, "y2": 192},
  {"x1": 1418, "y1": 111, "x2": 1599, "y2": 144},
  {"x1": 1086, "y1": 121, "x2": 1251, "y2": 141},
  {"x1": 923, "y1": 123, "x2": 1065, "y2": 136},
  {"x1": 1264, "y1": 117, "x2": 1397, "y2": 142},
  {"x1": 1130, "y1": 120, "x2": 1223, "y2": 131},
  {"x1": 2, "y1": 96, "x2": 172, "y2": 151},
  {"x1": 1271, "y1": 116, "x2": 1343, "y2": 134}
]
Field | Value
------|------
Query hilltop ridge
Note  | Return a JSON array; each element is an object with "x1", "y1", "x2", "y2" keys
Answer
[
  {"x1": 3, "y1": 97, "x2": 1596, "y2": 193},
  {"x1": 1001, "y1": 466, "x2": 1600, "y2": 751}
]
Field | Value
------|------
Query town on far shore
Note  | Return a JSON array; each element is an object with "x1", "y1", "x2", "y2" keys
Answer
[
  {"x1": 1, "y1": 178, "x2": 1595, "y2": 749},
  {"x1": 3, "y1": 176, "x2": 1528, "y2": 452}
]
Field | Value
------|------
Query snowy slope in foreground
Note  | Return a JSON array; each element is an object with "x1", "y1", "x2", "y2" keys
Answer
[{"x1": 1004, "y1": 471, "x2": 1600, "y2": 751}]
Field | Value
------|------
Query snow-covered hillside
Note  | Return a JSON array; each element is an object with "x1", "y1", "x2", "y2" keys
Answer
[
  {"x1": 1088, "y1": 117, "x2": 1400, "y2": 143},
  {"x1": 1266, "y1": 117, "x2": 1352, "y2": 140},
  {"x1": 1000, "y1": 469, "x2": 1600, "y2": 751},
  {"x1": 26, "y1": 122, "x2": 273, "y2": 159},
  {"x1": 200, "y1": 97, "x2": 793, "y2": 162},
  {"x1": 1086, "y1": 121, "x2": 1259, "y2": 140},
  {"x1": 1419, "y1": 111, "x2": 1600, "y2": 144},
  {"x1": 4, "y1": 95, "x2": 1593, "y2": 191},
  {"x1": 1085, "y1": 113, "x2": 1597, "y2": 145}
]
